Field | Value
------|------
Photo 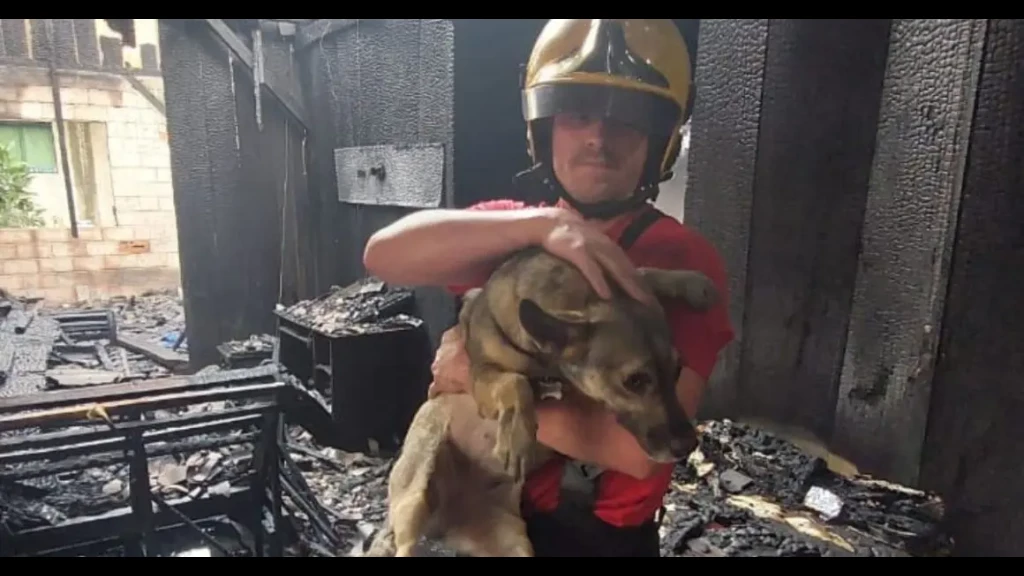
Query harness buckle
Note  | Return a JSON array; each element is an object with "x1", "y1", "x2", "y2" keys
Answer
[{"x1": 559, "y1": 459, "x2": 604, "y2": 510}]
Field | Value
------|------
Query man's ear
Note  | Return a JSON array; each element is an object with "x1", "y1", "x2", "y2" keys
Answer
[{"x1": 519, "y1": 299, "x2": 580, "y2": 349}]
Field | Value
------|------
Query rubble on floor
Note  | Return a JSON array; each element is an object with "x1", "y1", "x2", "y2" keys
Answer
[
  {"x1": 0, "y1": 288, "x2": 952, "y2": 557},
  {"x1": 659, "y1": 420, "x2": 951, "y2": 557},
  {"x1": 0, "y1": 289, "x2": 190, "y2": 399}
]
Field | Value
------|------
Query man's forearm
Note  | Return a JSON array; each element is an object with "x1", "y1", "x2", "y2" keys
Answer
[
  {"x1": 535, "y1": 399, "x2": 658, "y2": 480},
  {"x1": 363, "y1": 208, "x2": 555, "y2": 287}
]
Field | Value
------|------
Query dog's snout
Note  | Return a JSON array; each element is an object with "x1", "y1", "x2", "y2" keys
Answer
[{"x1": 646, "y1": 425, "x2": 672, "y2": 450}]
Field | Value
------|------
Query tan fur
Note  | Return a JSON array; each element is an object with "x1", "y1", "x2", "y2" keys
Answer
[
  {"x1": 368, "y1": 248, "x2": 718, "y2": 557},
  {"x1": 460, "y1": 247, "x2": 718, "y2": 480},
  {"x1": 365, "y1": 394, "x2": 539, "y2": 557}
]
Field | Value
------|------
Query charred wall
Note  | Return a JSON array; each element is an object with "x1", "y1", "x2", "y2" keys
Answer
[
  {"x1": 296, "y1": 20, "x2": 457, "y2": 347},
  {"x1": 160, "y1": 20, "x2": 309, "y2": 367},
  {"x1": 918, "y1": 20, "x2": 1024, "y2": 557},
  {"x1": 687, "y1": 18, "x2": 1023, "y2": 556}
]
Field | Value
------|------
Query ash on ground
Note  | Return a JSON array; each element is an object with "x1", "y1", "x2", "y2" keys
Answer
[
  {"x1": 269, "y1": 417, "x2": 950, "y2": 558},
  {"x1": 276, "y1": 278, "x2": 421, "y2": 337},
  {"x1": 0, "y1": 289, "x2": 189, "y2": 399},
  {"x1": 658, "y1": 419, "x2": 951, "y2": 557}
]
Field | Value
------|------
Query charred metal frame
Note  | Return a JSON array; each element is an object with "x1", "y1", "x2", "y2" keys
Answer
[{"x1": 0, "y1": 365, "x2": 288, "y2": 557}]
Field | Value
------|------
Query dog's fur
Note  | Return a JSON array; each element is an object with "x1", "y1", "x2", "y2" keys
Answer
[
  {"x1": 460, "y1": 247, "x2": 718, "y2": 480},
  {"x1": 365, "y1": 247, "x2": 718, "y2": 557}
]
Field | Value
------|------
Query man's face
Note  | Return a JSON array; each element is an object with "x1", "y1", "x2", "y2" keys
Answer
[{"x1": 550, "y1": 112, "x2": 649, "y2": 204}]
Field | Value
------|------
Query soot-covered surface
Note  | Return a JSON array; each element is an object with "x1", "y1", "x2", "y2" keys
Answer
[
  {"x1": 660, "y1": 421, "x2": 949, "y2": 557},
  {"x1": 277, "y1": 278, "x2": 418, "y2": 337},
  {"x1": 0, "y1": 290, "x2": 187, "y2": 399},
  {"x1": 281, "y1": 419, "x2": 949, "y2": 557}
]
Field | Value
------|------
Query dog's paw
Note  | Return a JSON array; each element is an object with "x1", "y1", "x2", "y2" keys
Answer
[
  {"x1": 493, "y1": 409, "x2": 537, "y2": 482},
  {"x1": 682, "y1": 274, "x2": 719, "y2": 311}
]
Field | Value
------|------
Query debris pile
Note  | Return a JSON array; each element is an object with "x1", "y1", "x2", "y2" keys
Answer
[
  {"x1": 0, "y1": 290, "x2": 190, "y2": 400},
  {"x1": 279, "y1": 429, "x2": 392, "y2": 556},
  {"x1": 0, "y1": 363, "x2": 292, "y2": 557},
  {"x1": 659, "y1": 419, "x2": 951, "y2": 557},
  {"x1": 218, "y1": 335, "x2": 276, "y2": 370},
  {"x1": 276, "y1": 278, "x2": 419, "y2": 337}
]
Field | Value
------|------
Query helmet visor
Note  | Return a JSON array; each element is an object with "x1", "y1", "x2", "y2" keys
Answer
[{"x1": 524, "y1": 82, "x2": 680, "y2": 139}]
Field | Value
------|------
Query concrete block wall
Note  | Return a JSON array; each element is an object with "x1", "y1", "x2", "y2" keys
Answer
[
  {"x1": 0, "y1": 225, "x2": 179, "y2": 302},
  {"x1": 0, "y1": 65, "x2": 180, "y2": 302}
]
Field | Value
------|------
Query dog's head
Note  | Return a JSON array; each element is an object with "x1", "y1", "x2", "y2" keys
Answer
[{"x1": 518, "y1": 268, "x2": 718, "y2": 463}]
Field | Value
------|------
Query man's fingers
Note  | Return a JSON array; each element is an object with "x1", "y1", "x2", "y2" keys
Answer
[
  {"x1": 573, "y1": 255, "x2": 612, "y2": 299},
  {"x1": 594, "y1": 250, "x2": 655, "y2": 305}
]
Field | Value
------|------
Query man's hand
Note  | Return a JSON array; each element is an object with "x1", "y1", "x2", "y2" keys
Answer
[
  {"x1": 536, "y1": 208, "x2": 655, "y2": 305},
  {"x1": 428, "y1": 326, "x2": 472, "y2": 398}
]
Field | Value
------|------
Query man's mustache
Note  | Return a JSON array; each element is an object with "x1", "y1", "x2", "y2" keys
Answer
[{"x1": 574, "y1": 151, "x2": 618, "y2": 168}]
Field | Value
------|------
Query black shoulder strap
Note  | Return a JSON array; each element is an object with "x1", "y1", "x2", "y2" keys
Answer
[
  {"x1": 617, "y1": 205, "x2": 665, "y2": 251},
  {"x1": 551, "y1": 205, "x2": 667, "y2": 523}
]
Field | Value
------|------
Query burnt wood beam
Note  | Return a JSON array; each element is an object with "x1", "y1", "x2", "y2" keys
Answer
[
  {"x1": 294, "y1": 19, "x2": 361, "y2": 51},
  {"x1": 831, "y1": 19, "x2": 987, "y2": 487},
  {"x1": 684, "y1": 19, "x2": 769, "y2": 420},
  {"x1": 199, "y1": 18, "x2": 309, "y2": 132}
]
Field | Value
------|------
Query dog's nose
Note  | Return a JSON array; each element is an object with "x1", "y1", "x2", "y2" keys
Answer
[{"x1": 647, "y1": 425, "x2": 672, "y2": 449}]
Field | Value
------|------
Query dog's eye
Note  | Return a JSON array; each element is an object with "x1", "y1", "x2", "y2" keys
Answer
[{"x1": 624, "y1": 373, "x2": 652, "y2": 393}]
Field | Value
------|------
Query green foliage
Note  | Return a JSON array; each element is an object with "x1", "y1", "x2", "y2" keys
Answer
[{"x1": 0, "y1": 142, "x2": 44, "y2": 228}]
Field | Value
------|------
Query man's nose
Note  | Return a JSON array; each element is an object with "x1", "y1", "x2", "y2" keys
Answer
[{"x1": 582, "y1": 120, "x2": 611, "y2": 148}]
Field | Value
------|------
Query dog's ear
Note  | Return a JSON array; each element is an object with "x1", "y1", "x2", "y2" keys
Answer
[
  {"x1": 518, "y1": 299, "x2": 585, "y2": 349},
  {"x1": 461, "y1": 287, "x2": 483, "y2": 307},
  {"x1": 637, "y1": 268, "x2": 720, "y2": 311}
]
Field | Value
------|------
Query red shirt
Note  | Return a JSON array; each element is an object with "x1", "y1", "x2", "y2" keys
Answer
[{"x1": 448, "y1": 198, "x2": 735, "y2": 527}]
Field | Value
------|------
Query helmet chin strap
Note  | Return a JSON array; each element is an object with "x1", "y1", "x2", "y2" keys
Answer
[
  {"x1": 517, "y1": 163, "x2": 663, "y2": 221},
  {"x1": 558, "y1": 187, "x2": 655, "y2": 220}
]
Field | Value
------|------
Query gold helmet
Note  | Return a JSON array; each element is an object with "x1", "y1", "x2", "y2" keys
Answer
[{"x1": 522, "y1": 19, "x2": 695, "y2": 186}]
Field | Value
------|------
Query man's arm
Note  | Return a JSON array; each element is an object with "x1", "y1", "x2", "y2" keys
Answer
[
  {"x1": 535, "y1": 393, "x2": 661, "y2": 479},
  {"x1": 363, "y1": 203, "x2": 557, "y2": 287}
]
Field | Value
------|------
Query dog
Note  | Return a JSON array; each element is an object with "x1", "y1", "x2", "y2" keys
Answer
[
  {"x1": 458, "y1": 247, "x2": 718, "y2": 481},
  {"x1": 365, "y1": 247, "x2": 718, "y2": 557}
]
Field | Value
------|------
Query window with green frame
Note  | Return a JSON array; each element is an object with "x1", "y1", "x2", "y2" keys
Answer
[{"x1": 0, "y1": 122, "x2": 58, "y2": 174}]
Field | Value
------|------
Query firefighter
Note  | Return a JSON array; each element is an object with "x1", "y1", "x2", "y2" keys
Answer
[{"x1": 364, "y1": 19, "x2": 734, "y2": 556}]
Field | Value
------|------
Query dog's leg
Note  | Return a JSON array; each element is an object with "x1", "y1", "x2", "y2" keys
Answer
[
  {"x1": 637, "y1": 267, "x2": 719, "y2": 310},
  {"x1": 390, "y1": 490, "x2": 431, "y2": 557},
  {"x1": 448, "y1": 511, "x2": 534, "y2": 557},
  {"x1": 364, "y1": 520, "x2": 398, "y2": 556},
  {"x1": 472, "y1": 368, "x2": 536, "y2": 482}
]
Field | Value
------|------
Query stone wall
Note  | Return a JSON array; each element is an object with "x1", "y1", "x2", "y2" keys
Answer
[{"x1": 0, "y1": 64, "x2": 179, "y2": 302}]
